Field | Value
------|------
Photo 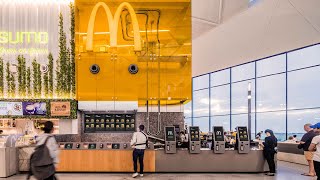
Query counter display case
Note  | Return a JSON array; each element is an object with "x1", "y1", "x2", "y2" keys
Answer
[{"x1": 84, "y1": 113, "x2": 135, "y2": 133}]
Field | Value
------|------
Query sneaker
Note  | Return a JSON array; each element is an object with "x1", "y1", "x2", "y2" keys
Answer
[
  {"x1": 140, "y1": 174, "x2": 144, "y2": 177},
  {"x1": 132, "y1": 173, "x2": 139, "y2": 178},
  {"x1": 266, "y1": 173, "x2": 275, "y2": 176}
]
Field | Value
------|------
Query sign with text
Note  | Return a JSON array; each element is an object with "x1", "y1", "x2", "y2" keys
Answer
[
  {"x1": 50, "y1": 102, "x2": 70, "y2": 116},
  {"x1": 0, "y1": 102, "x2": 23, "y2": 116}
]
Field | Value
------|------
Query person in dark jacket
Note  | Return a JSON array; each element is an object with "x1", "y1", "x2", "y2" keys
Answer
[
  {"x1": 260, "y1": 129, "x2": 278, "y2": 176},
  {"x1": 298, "y1": 123, "x2": 316, "y2": 177}
]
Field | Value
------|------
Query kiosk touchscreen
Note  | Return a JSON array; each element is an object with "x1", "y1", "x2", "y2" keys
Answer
[
  {"x1": 213, "y1": 126, "x2": 225, "y2": 154},
  {"x1": 165, "y1": 126, "x2": 176, "y2": 154},
  {"x1": 189, "y1": 126, "x2": 201, "y2": 154},
  {"x1": 237, "y1": 126, "x2": 250, "y2": 154}
]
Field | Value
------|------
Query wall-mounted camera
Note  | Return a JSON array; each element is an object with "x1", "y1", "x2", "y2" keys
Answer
[
  {"x1": 90, "y1": 64, "x2": 100, "y2": 74},
  {"x1": 128, "y1": 64, "x2": 138, "y2": 74}
]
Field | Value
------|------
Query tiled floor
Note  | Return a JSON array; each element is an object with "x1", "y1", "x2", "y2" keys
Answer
[{"x1": 1, "y1": 161, "x2": 316, "y2": 180}]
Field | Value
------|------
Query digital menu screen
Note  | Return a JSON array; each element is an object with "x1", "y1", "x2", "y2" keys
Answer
[
  {"x1": 88, "y1": 143, "x2": 96, "y2": 149},
  {"x1": 165, "y1": 127, "x2": 176, "y2": 141},
  {"x1": 84, "y1": 113, "x2": 135, "y2": 133},
  {"x1": 190, "y1": 126, "x2": 200, "y2": 141},
  {"x1": 213, "y1": 126, "x2": 224, "y2": 141},
  {"x1": 238, "y1": 127, "x2": 249, "y2": 141}
]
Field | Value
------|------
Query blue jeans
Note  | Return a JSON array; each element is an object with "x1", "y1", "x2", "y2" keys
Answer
[{"x1": 133, "y1": 149, "x2": 145, "y2": 174}]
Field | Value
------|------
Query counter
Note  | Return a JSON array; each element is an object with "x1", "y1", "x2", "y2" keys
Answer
[
  {"x1": 18, "y1": 144, "x2": 271, "y2": 173},
  {"x1": 277, "y1": 142, "x2": 307, "y2": 165},
  {"x1": 0, "y1": 147, "x2": 17, "y2": 177}
]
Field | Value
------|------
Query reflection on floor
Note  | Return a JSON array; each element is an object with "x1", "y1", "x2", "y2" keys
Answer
[{"x1": 1, "y1": 161, "x2": 316, "y2": 180}]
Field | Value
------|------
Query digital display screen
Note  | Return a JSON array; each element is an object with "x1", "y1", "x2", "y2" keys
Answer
[
  {"x1": 112, "y1": 143, "x2": 120, "y2": 149},
  {"x1": 165, "y1": 127, "x2": 176, "y2": 141},
  {"x1": 213, "y1": 126, "x2": 224, "y2": 141},
  {"x1": 88, "y1": 143, "x2": 96, "y2": 149},
  {"x1": 190, "y1": 126, "x2": 200, "y2": 141},
  {"x1": 238, "y1": 127, "x2": 249, "y2": 141},
  {"x1": 64, "y1": 143, "x2": 73, "y2": 149}
]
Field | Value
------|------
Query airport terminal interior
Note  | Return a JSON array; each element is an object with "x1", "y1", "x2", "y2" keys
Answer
[{"x1": 0, "y1": 0, "x2": 320, "y2": 179}]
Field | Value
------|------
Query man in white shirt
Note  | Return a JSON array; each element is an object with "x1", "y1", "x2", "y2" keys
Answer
[
  {"x1": 308, "y1": 123, "x2": 320, "y2": 178},
  {"x1": 130, "y1": 125, "x2": 148, "y2": 178}
]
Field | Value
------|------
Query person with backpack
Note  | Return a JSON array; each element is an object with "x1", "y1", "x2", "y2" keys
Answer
[
  {"x1": 130, "y1": 125, "x2": 148, "y2": 178},
  {"x1": 28, "y1": 121, "x2": 60, "y2": 180},
  {"x1": 260, "y1": 129, "x2": 278, "y2": 176},
  {"x1": 298, "y1": 123, "x2": 316, "y2": 177}
]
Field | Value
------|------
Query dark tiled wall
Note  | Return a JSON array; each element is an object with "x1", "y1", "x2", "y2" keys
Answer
[{"x1": 56, "y1": 112, "x2": 184, "y2": 142}]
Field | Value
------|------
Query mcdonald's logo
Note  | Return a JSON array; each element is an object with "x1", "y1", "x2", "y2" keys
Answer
[{"x1": 86, "y1": 2, "x2": 142, "y2": 52}]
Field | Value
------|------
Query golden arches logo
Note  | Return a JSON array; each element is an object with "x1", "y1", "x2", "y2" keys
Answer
[{"x1": 86, "y1": 2, "x2": 141, "y2": 52}]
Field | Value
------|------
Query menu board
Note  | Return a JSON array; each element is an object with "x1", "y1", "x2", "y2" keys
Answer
[
  {"x1": 190, "y1": 126, "x2": 200, "y2": 141},
  {"x1": 0, "y1": 102, "x2": 23, "y2": 116},
  {"x1": 84, "y1": 113, "x2": 135, "y2": 133},
  {"x1": 238, "y1": 127, "x2": 249, "y2": 141},
  {"x1": 165, "y1": 127, "x2": 176, "y2": 141},
  {"x1": 213, "y1": 126, "x2": 224, "y2": 141},
  {"x1": 84, "y1": 114, "x2": 95, "y2": 132},
  {"x1": 22, "y1": 102, "x2": 47, "y2": 115}
]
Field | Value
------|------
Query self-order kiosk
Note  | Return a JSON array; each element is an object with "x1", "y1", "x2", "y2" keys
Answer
[
  {"x1": 189, "y1": 126, "x2": 201, "y2": 154},
  {"x1": 213, "y1": 126, "x2": 225, "y2": 154},
  {"x1": 165, "y1": 126, "x2": 177, "y2": 154},
  {"x1": 237, "y1": 126, "x2": 250, "y2": 154}
]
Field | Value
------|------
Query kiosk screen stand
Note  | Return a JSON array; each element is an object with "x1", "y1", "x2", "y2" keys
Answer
[
  {"x1": 189, "y1": 126, "x2": 201, "y2": 154},
  {"x1": 165, "y1": 126, "x2": 176, "y2": 154},
  {"x1": 213, "y1": 126, "x2": 225, "y2": 154},
  {"x1": 237, "y1": 126, "x2": 250, "y2": 154}
]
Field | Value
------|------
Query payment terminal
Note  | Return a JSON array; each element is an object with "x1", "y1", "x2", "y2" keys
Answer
[
  {"x1": 189, "y1": 126, "x2": 201, "y2": 154},
  {"x1": 212, "y1": 126, "x2": 225, "y2": 154},
  {"x1": 165, "y1": 126, "x2": 176, "y2": 154},
  {"x1": 237, "y1": 126, "x2": 250, "y2": 154}
]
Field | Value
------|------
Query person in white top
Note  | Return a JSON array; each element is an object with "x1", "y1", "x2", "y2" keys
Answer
[
  {"x1": 130, "y1": 125, "x2": 148, "y2": 178},
  {"x1": 308, "y1": 123, "x2": 320, "y2": 179},
  {"x1": 35, "y1": 121, "x2": 60, "y2": 180}
]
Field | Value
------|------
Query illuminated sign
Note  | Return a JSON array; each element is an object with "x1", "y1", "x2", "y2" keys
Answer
[
  {"x1": 0, "y1": 32, "x2": 48, "y2": 44},
  {"x1": 86, "y1": 2, "x2": 141, "y2": 52}
]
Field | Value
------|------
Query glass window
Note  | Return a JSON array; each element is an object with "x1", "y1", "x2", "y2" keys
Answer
[
  {"x1": 232, "y1": 62, "x2": 255, "y2": 82},
  {"x1": 184, "y1": 118, "x2": 192, "y2": 128},
  {"x1": 256, "y1": 111, "x2": 286, "y2": 141},
  {"x1": 256, "y1": 74, "x2": 286, "y2": 112},
  {"x1": 193, "y1": 89, "x2": 209, "y2": 117},
  {"x1": 288, "y1": 44, "x2": 320, "y2": 71},
  {"x1": 193, "y1": 74, "x2": 209, "y2": 90},
  {"x1": 211, "y1": 85, "x2": 230, "y2": 116},
  {"x1": 231, "y1": 80, "x2": 255, "y2": 114},
  {"x1": 184, "y1": 101, "x2": 192, "y2": 118},
  {"x1": 231, "y1": 113, "x2": 255, "y2": 138},
  {"x1": 193, "y1": 117, "x2": 209, "y2": 133},
  {"x1": 257, "y1": 54, "x2": 286, "y2": 77},
  {"x1": 288, "y1": 66, "x2": 320, "y2": 109},
  {"x1": 210, "y1": 69, "x2": 230, "y2": 86},
  {"x1": 287, "y1": 108, "x2": 320, "y2": 140},
  {"x1": 211, "y1": 115, "x2": 230, "y2": 132}
]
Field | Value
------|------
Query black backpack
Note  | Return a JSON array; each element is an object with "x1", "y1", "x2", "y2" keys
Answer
[{"x1": 28, "y1": 136, "x2": 56, "y2": 180}]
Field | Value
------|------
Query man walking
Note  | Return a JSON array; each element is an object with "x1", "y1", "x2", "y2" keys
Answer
[
  {"x1": 299, "y1": 123, "x2": 316, "y2": 177},
  {"x1": 131, "y1": 125, "x2": 148, "y2": 178}
]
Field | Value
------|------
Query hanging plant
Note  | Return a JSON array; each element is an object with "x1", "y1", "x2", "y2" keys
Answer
[
  {"x1": 10, "y1": 73, "x2": 15, "y2": 98},
  {"x1": 6, "y1": 62, "x2": 11, "y2": 98},
  {"x1": 18, "y1": 55, "x2": 22, "y2": 96},
  {"x1": 43, "y1": 73, "x2": 49, "y2": 98},
  {"x1": 32, "y1": 59, "x2": 38, "y2": 98},
  {"x1": 70, "y1": 2, "x2": 76, "y2": 98},
  {"x1": 26, "y1": 67, "x2": 31, "y2": 95},
  {"x1": 56, "y1": 13, "x2": 69, "y2": 97},
  {"x1": 37, "y1": 63, "x2": 42, "y2": 98},
  {"x1": 48, "y1": 53, "x2": 54, "y2": 98},
  {"x1": 0, "y1": 57, "x2": 3, "y2": 97},
  {"x1": 22, "y1": 55, "x2": 27, "y2": 97}
]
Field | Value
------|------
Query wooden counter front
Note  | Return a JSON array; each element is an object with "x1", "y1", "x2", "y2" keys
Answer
[{"x1": 56, "y1": 150, "x2": 155, "y2": 172}]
